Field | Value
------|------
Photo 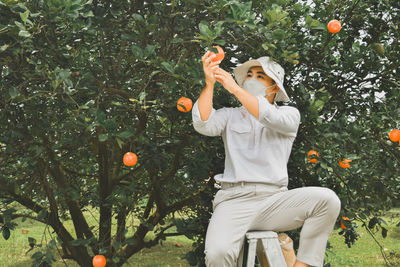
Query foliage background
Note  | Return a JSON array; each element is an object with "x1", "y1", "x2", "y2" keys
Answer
[{"x1": 1, "y1": 0, "x2": 399, "y2": 266}]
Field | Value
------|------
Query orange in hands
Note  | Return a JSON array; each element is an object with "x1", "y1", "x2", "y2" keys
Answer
[
  {"x1": 339, "y1": 159, "x2": 352, "y2": 168},
  {"x1": 93, "y1": 255, "x2": 106, "y2": 267},
  {"x1": 328, "y1": 20, "x2": 342, "y2": 33},
  {"x1": 340, "y1": 217, "x2": 350, "y2": 229},
  {"x1": 123, "y1": 152, "x2": 137, "y2": 167},
  {"x1": 389, "y1": 129, "x2": 400, "y2": 143},
  {"x1": 177, "y1": 97, "x2": 193, "y2": 112},
  {"x1": 307, "y1": 150, "x2": 319, "y2": 163},
  {"x1": 208, "y1": 46, "x2": 225, "y2": 62}
]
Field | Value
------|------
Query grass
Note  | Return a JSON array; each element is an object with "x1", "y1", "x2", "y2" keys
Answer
[
  {"x1": 1, "y1": 208, "x2": 399, "y2": 267},
  {"x1": 325, "y1": 208, "x2": 400, "y2": 266}
]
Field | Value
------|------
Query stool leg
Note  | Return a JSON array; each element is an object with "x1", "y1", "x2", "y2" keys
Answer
[
  {"x1": 256, "y1": 239, "x2": 270, "y2": 267},
  {"x1": 246, "y1": 239, "x2": 258, "y2": 267},
  {"x1": 260, "y1": 237, "x2": 286, "y2": 267}
]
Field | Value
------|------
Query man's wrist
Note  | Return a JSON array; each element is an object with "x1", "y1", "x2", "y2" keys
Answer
[
  {"x1": 231, "y1": 84, "x2": 244, "y2": 96},
  {"x1": 204, "y1": 81, "x2": 215, "y2": 90}
]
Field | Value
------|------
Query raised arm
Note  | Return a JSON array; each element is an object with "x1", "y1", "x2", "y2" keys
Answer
[
  {"x1": 213, "y1": 67, "x2": 300, "y2": 137},
  {"x1": 198, "y1": 51, "x2": 221, "y2": 121},
  {"x1": 192, "y1": 51, "x2": 229, "y2": 137}
]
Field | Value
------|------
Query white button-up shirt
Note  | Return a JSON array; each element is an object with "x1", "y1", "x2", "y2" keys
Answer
[{"x1": 192, "y1": 96, "x2": 301, "y2": 187}]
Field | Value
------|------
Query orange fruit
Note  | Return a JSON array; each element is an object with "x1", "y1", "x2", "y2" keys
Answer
[
  {"x1": 208, "y1": 45, "x2": 225, "y2": 62},
  {"x1": 389, "y1": 129, "x2": 400, "y2": 142},
  {"x1": 307, "y1": 150, "x2": 319, "y2": 163},
  {"x1": 328, "y1": 19, "x2": 342, "y2": 33},
  {"x1": 123, "y1": 152, "x2": 137, "y2": 167},
  {"x1": 340, "y1": 216, "x2": 350, "y2": 229},
  {"x1": 177, "y1": 97, "x2": 193, "y2": 112},
  {"x1": 339, "y1": 159, "x2": 352, "y2": 168},
  {"x1": 92, "y1": 255, "x2": 106, "y2": 267}
]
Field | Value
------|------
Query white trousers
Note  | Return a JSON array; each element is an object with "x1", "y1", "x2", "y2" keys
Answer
[{"x1": 204, "y1": 183, "x2": 341, "y2": 267}]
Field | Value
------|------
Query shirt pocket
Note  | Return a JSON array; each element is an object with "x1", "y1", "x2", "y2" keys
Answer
[{"x1": 228, "y1": 122, "x2": 253, "y2": 148}]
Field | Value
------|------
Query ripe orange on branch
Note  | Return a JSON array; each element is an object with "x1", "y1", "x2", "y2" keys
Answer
[
  {"x1": 389, "y1": 129, "x2": 400, "y2": 143},
  {"x1": 208, "y1": 45, "x2": 225, "y2": 62},
  {"x1": 340, "y1": 216, "x2": 350, "y2": 229},
  {"x1": 339, "y1": 159, "x2": 352, "y2": 168},
  {"x1": 177, "y1": 97, "x2": 193, "y2": 112},
  {"x1": 123, "y1": 152, "x2": 137, "y2": 167},
  {"x1": 307, "y1": 150, "x2": 319, "y2": 163},
  {"x1": 328, "y1": 19, "x2": 342, "y2": 33},
  {"x1": 92, "y1": 255, "x2": 106, "y2": 267}
]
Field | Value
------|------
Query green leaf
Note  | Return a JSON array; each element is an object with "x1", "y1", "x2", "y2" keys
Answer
[
  {"x1": 198, "y1": 20, "x2": 211, "y2": 38},
  {"x1": 37, "y1": 209, "x2": 48, "y2": 220},
  {"x1": 132, "y1": 13, "x2": 144, "y2": 23},
  {"x1": 117, "y1": 131, "x2": 134, "y2": 139},
  {"x1": 112, "y1": 241, "x2": 122, "y2": 250},
  {"x1": 381, "y1": 227, "x2": 387, "y2": 238},
  {"x1": 31, "y1": 251, "x2": 43, "y2": 260},
  {"x1": 48, "y1": 239, "x2": 57, "y2": 249},
  {"x1": 116, "y1": 137, "x2": 123, "y2": 149},
  {"x1": 311, "y1": 23, "x2": 327, "y2": 30},
  {"x1": 19, "y1": 10, "x2": 30, "y2": 24},
  {"x1": 368, "y1": 217, "x2": 379, "y2": 229},
  {"x1": 149, "y1": 70, "x2": 161, "y2": 78},
  {"x1": 272, "y1": 29, "x2": 285, "y2": 40},
  {"x1": 17, "y1": 3, "x2": 29, "y2": 10},
  {"x1": 98, "y1": 248, "x2": 107, "y2": 254},
  {"x1": 18, "y1": 30, "x2": 31, "y2": 38},
  {"x1": 161, "y1": 61, "x2": 174, "y2": 73},
  {"x1": 0, "y1": 44, "x2": 9, "y2": 52},
  {"x1": 82, "y1": 10, "x2": 94, "y2": 17},
  {"x1": 131, "y1": 45, "x2": 143, "y2": 59},
  {"x1": 79, "y1": 105, "x2": 89, "y2": 109},
  {"x1": 99, "y1": 134, "x2": 108, "y2": 142},
  {"x1": 9, "y1": 87, "x2": 19, "y2": 98},
  {"x1": 28, "y1": 237, "x2": 37, "y2": 248},
  {"x1": 144, "y1": 45, "x2": 156, "y2": 57},
  {"x1": 125, "y1": 238, "x2": 136, "y2": 245},
  {"x1": 171, "y1": 37, "x2": 183, "y2": 44},
  {"x1": 214, "y1": 39, "x2": 226, "y2": 46},
  {"x1": 310, "y1": 19, "x2": 320, "y2": 28},
  {"x1": 2, "y1": 227, "x2": 10, "y2": 240}
]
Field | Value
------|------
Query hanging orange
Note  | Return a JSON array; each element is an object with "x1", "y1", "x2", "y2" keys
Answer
[
  {"x1": 340, "y1": 216, "x2": 350, "y2": 229},
  {"x1": 339, "y1": 159, "x2": 352, "y2": 168},
  {"x1": 328, "y1": 19, "x2": 342, "y2": 33},
  {"x1": 177, "y1": 97, "x2": 193, "y2": 112},
  {"x1": 307, "y1": 150, "x2": 319, "y2": 163},
  {"x1": 389, "y1": 129, "x2": 400, "y2": 142},
  {"x1": 208, "y1": 45, "x2": 225, "y2": 62},
  {"x1": 92, "y1": 255, "x2": 106, "y2": 267},
  {"x1": 123, "y1": 152, "x2": 137, "y2": 167}
]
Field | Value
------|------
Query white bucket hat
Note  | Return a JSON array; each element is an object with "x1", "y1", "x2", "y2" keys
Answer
[{"x1": 233, "y1": 56, "x2": 290, "y2": 102}]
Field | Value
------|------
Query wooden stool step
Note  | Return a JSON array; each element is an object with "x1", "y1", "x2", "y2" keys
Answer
[{"x1": 240, "y1": 231, "x2": 286, "y2": 267}]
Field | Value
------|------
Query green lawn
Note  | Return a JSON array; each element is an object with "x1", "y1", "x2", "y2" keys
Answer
[{"x1": 1, "y1": 208, "x2": 399, "y2": 267}]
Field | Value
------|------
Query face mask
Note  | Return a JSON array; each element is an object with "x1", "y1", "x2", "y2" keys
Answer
[{"x1": 243, "y1": 78, "x2": 275, "y2": 97}]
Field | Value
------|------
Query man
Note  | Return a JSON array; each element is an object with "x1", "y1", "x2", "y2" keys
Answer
[{"x1": 191, "y1": 51, "x2": 341, "y2": 267}]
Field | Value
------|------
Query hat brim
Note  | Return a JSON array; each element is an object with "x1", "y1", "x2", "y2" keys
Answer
[{"x1": 233, "y1": 59, "x2": 290, "y2": 102}]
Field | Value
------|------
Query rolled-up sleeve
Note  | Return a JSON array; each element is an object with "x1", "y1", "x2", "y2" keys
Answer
[
  {"x1": 257, "y1": 96, "x2": 300, "y2": 137},
  {"x1": 192, "y1": 100, "x2": 230, "y2": 136}
]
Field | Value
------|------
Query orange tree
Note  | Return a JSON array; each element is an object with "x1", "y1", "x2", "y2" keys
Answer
[{"x1": 0, "y1": 0, "x2": 399, "y2": 266}]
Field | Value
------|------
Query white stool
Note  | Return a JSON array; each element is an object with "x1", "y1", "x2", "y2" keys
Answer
[{"x1": 238, "y1": 231, "x2": 286, "y2": 267}]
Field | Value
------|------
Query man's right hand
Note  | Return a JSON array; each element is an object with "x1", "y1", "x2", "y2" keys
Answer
[{"x1": 202, "y1": 51, "x2": 221, "y2": 87}]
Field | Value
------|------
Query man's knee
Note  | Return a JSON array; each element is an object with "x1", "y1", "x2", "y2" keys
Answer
[{"x1": 321, "y1": 188, "x2": 341, "y2": 219}]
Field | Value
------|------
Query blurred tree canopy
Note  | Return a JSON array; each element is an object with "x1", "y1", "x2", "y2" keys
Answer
[{"x1": 0, "y1": 0, "x2": 399, "y2": 266}]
